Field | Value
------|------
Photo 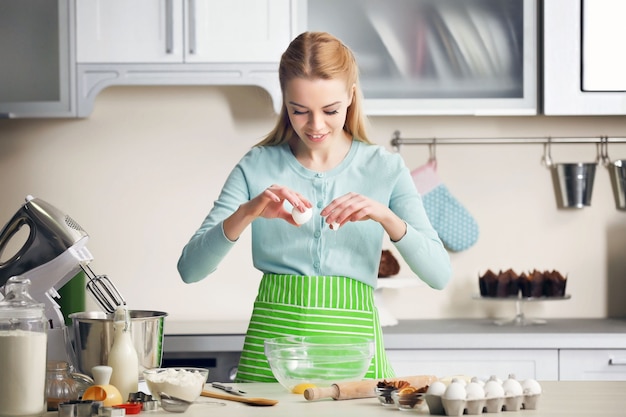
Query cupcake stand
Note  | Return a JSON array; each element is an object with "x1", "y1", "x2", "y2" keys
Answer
[{"x1": 472, "y1": 294, "x2": 571, "y2": 326}]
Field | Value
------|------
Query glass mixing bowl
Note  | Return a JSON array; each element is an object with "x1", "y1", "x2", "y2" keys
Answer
[{"x1": 264, "y1": 335, "x2": 374, "y2": 392}]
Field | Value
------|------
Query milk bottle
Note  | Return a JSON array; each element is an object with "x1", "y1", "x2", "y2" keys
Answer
[
  {"x1": 0, "y1": 277, "x2": 47, "y2": 417},
  {"x1": 107, "y1": 306, "x2": 138, "y2": 401}
]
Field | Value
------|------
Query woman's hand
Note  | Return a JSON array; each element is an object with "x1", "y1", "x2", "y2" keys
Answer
[
  {"x1": 321, "y1": 192, "x2": 407, "y2": 241},
  {"x1": 223, "y1": 185, "x2": 311, "y2": 240},
  {"x1": 253, "y1": 184, "x2": 311, "y2": 225}
]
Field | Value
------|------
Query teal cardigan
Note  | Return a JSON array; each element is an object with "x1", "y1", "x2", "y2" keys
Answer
[{"x1": 178, "y1": 140, "x2": 451, "y2": 289}]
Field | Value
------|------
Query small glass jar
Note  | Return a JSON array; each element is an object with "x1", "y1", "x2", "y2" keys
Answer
[{"x1": 45, "y1": 361, "x2": 81, "y2": 411}]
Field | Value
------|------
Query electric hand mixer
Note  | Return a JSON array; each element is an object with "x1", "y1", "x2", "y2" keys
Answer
[{"x1": 0, "y1": 195, "x2": 125, "y2": 362}]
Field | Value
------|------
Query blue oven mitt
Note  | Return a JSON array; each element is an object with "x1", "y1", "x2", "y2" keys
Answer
[{"x1": 411, "y1": 160, "x2": 479, "y2": 252}]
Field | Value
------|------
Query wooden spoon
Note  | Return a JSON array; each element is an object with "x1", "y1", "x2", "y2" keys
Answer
[{"x1": 201, "y1": 389, "x2": 278, "y2": 406}]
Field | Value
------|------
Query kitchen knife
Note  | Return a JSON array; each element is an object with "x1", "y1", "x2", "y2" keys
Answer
[{"x1": 211, "y1": 382, "x2": 246, "y2": 395}]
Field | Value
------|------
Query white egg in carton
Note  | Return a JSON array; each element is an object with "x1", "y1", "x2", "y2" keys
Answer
[{"x1": 425, "y1": 375, "x2": 542, "y2": 416}]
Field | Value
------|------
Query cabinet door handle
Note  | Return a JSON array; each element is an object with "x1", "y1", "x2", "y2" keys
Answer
[
  {"x1": 188, "y1": 0, "x2": 196, "y2": 55},
  {"x1": 165, "y1": 0, "x2": 174, "y2": 53},
  {"x1": 608, "y1": 358, "x2": 626, "y2": 366}
]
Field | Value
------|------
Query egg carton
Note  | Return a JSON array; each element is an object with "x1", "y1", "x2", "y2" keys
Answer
[
  {"x1": 426, "y1": 393, "x2": 541, "y2": 416},
  {"x1": 424, "y1": 375, "x2": 542, "y2": 416}
]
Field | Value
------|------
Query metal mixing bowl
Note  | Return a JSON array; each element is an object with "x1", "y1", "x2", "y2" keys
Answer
[
  {"x1": 264, "y1": 335, "x2": 374, "y2": 392},
  {"x1": 69, "y1": 310, "x2": 168, "y2": 379}
]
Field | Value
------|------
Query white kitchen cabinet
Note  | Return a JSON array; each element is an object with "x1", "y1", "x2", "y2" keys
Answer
[
  {"x1": 543, "y1": 0, "x2": 626, "y2": 115},
  {"x1": 0, "y1": 0, "x2": 75, "y2": 117},
  {"x1": 75, "y1": 0, "x2": 300, "y2": 116},
  {"x1": 76, "y1": 0, "x2": 291, "y2": 64},
  {"x1": 303, "y1": 0, "x2": 538, "y2": 116},
  {"x1": 386, "y1": 349, "x2": 559, "y2": 381},
  {"x1": 559, "y1": 350, "x2": 626, "y2": 381}
]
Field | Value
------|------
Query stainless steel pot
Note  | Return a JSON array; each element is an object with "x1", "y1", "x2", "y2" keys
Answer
[{"x1": 68, "y1": 310, "x2": 167, "y2": 379}]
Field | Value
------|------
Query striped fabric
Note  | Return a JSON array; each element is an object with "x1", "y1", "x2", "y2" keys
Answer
[{"x1": 235, "y1": 274, "x2": 396, "y2": 382}]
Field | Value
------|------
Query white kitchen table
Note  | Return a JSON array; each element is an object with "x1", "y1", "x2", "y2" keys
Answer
[{"x1": 44, "y1": 381, "x2": 622, "y2": 417}]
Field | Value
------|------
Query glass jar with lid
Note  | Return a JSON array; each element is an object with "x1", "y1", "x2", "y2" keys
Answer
[
  {"x1": 0, "y1": 276, "x2": 48, "y2": 417},
  {"x1": 45, "y1": 361, "x2": 82, "y2": 411}
]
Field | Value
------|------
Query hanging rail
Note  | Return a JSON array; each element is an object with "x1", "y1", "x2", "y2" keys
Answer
[{"x1": 390, "y1": 130, "x2": 626, "y2": 149}]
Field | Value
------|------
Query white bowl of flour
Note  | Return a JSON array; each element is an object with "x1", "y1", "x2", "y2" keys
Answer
[{"x1": 143, "y1": 367, "x2": 209, "y2": 403}]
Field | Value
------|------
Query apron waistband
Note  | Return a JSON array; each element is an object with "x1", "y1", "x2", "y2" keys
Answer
[{"x1": 256, "y1": 274, "x2": 375, "y2": 310}]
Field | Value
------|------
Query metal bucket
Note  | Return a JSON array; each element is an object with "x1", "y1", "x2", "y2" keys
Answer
[
  {"x1": 551, "y1": 163, "x2": 597, "y2": 208},
  {"x1": 609, "y1": 159, "x2": 626, "y2": 210},
  {"x1": 68, "y1": 310, "x2": 168, "y2": 379}
]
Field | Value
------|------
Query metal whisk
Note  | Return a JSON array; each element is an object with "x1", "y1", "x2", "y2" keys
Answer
[{"x1": 81, "y1": 264, "x2": 126, "y2": 313}]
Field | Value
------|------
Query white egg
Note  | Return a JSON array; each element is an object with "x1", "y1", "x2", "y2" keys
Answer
[
  {"x1": 521, "y1": 379, "x2": 542, "y2": 395},
  {"x1": 427, "y1": 381, "x2": 447, "y2": 396},
  {"x1": 291, "y1": 206, "x2": 312, "y2": 225},
  {"x1": 443, "y1": 379, "x2": 467, "y2": 400},
  {"x1": 470, "y1": 377, "x2": 485, "y2": 387},
  {"x1": 484, "y1": 376, "x2": 504, "y2": 399},
  {"x1": 502, "y1": 375, "x2": 523, "y2": 396},
  {"x1": 465, "y1": 381, "x2": 485, "y2": 400},
  {"x1": 329, "y1": 221, "x2": 340, "y2": 230}
]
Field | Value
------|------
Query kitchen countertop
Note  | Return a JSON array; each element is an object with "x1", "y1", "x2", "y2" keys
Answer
[
  {"x1": 44, "y1": 381, "x2": 626, "y2": 417},
  {"x1": 163, "y1": 318, "x2": 626, "y2": 351}
]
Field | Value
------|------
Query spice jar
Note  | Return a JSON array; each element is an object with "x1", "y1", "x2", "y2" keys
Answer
[
  {"x1": 45, "y1": 361, "x2": 81, "y2": 411},
  {"x1": 0, "y1": 276, "x2": 47, "y2": 417}
]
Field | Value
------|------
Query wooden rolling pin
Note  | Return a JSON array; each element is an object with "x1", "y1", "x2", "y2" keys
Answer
[{"x1": 303, "y1": 375, "x2": 438, "y2": 401}]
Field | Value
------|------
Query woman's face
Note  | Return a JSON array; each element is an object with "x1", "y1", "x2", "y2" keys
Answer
[{"x1": 284, "y1": 77, "x2": 353, "y2": 149}]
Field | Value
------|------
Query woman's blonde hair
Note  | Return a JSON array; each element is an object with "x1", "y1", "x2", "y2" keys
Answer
[{"x1": 256, "y1": 31, "x2": 371, "y2": 147}]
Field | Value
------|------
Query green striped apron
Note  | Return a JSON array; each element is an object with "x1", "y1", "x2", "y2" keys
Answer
[{"x1": 235, "y1": 274, "x2": 395, "y2": 382}]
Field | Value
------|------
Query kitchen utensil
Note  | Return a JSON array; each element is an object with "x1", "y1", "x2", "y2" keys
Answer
[
  {"x1": 82, "y1": 264, "x2": 125, "y2": 314},
  {"x1": 112, "y1": 402, "x2": 143, "y2": 415},
  {"x1": 127, "y1": 392, "x2": 158, "y2": 411},
  {"x1": 158, "y1": 392, "x2": 192, "y2": 413},
  {"x1": 552, "y1": 163, "x2": 597, "y2": 208},
  {"x1": 542, "y1": 141, "x2": 598, "y2": 208},
  {"x1": 82, "y1": 366, "x2": 124, "y2": 407},
  {"x1": 69, "y1": 310, "x2": 168, "y2": 379},
  {"x1": 0, "y1": 195, "x2": 125, "y2": 362},
  {"x1": 200, "y1": 390, "x2": 278, "y2": 406},
  {"x1": 303, "y1": 375, "x2": 438, "y2": 401},
  {"x1": 609, "y1": 159, "x2": 626, "y2": 210},
  {"x1": 264, "y1": 335, "x2": 374, "y2": 393},
  {"x1": 211, "y1": 382, "x2": 246, "y2": 395}
]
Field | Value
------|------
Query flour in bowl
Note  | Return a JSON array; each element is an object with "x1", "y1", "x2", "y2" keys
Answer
[{"x1": 144, "y1": 368, "x2": 208, "y2": 402}]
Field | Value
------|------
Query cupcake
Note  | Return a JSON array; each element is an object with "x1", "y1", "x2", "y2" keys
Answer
[
  {"x1": 479, "y1": 270, "x2": 499, "y2": 297},
  {"x1": 528, "y1": 270, "x2": 546, "y2": 298},
  {"x1": 502, "y1": 268, "x2": 520, "y2": 297},
  {"x1": 544, "y1": 270, "x2": 567, "y2": 297}
]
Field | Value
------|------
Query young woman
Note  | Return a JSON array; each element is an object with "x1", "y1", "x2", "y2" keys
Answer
[{"x1": 177, "y1": 31, "x2": 451, "y2": 382}]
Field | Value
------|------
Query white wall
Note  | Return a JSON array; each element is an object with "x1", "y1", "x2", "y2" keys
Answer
[{"x1": 1, "y1": 86, "x2": 626, "y2": 324}]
